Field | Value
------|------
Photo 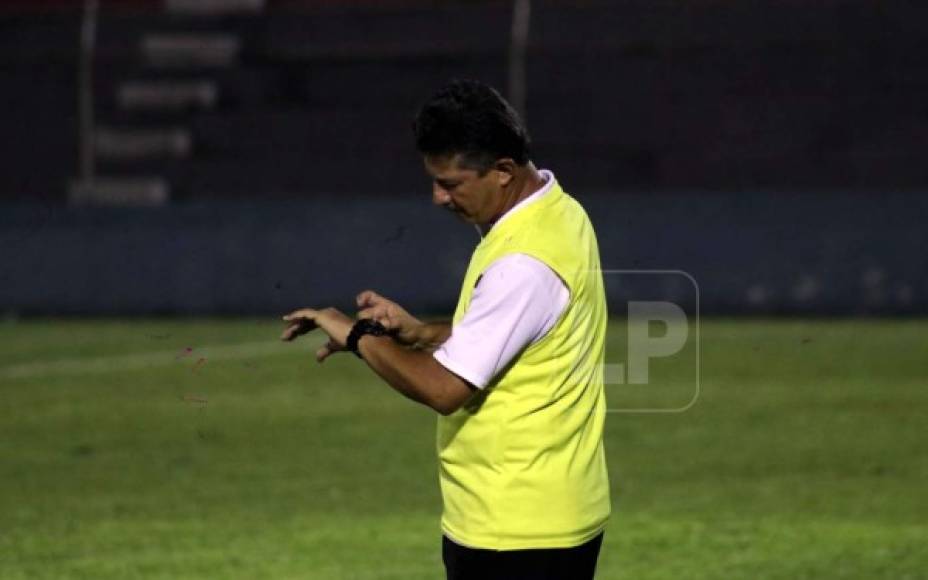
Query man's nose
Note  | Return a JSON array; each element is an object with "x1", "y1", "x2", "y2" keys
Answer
[{"x1": 432, "y1": 184, "x2": 451, "y2": 206}]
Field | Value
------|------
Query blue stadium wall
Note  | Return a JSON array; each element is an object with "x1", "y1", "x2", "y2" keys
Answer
[{"x1": 2, "y1": 191, "x2": 925, "y2": 316}]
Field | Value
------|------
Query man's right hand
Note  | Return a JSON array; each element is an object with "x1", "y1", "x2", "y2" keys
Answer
[{"x1": 356, "y1": 290, "x2": 425, "y2": 347}]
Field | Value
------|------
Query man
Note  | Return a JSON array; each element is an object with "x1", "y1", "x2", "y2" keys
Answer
[{"x1": 281, "y1": 80, "x2": 610, "y2": 580}]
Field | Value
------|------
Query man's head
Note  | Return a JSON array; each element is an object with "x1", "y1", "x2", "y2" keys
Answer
[{"x1": 413, "y1": 80, "x2": 532, "y2": 224}]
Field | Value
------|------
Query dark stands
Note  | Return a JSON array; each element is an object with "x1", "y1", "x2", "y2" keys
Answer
[{"x1": 2, "y1": 0, "x2": 927, "y2": 201}]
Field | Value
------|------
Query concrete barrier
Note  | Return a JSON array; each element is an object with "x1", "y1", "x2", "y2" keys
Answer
[{"x1": 2, "y1": 190, "x2": 925, "y2": 316}]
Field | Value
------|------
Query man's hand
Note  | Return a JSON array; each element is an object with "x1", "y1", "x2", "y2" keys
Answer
[
  {"x1": 281, "y1": 307, "x2": 354, "y2": 362},
  {"x1": 356, "y1": 290, "x2": 424, "y2": 346},
  {"x1": 282, "y1": 302, "x2": 471, "y2": 415}
]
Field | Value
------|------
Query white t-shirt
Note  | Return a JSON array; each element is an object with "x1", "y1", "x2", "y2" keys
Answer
[{"x1": 433, "y1": 170, "x2": 570, "y2": 389}]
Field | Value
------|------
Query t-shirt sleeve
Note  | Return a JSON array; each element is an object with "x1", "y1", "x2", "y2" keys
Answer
[{"x1": 433, "y1": 253, "x2": 570, "y2": 389}]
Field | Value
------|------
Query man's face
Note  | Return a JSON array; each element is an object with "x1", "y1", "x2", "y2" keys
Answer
[{"x1": 424, "y1": 154, "x2": 507, "y2": 225}]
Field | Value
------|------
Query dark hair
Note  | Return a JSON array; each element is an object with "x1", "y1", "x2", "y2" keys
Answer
[{"x1": 413, "y1": 79, "x2": 531, "y2": 172}]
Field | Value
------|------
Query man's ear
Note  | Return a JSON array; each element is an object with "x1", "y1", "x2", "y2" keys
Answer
[{"x1": 494, "y1": 158, "x2": 517, "y2": 187}]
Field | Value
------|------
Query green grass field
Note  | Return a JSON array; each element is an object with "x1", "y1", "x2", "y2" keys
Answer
[{"x1": 1, "y1": 318, "x2": 926, "y2": 579}]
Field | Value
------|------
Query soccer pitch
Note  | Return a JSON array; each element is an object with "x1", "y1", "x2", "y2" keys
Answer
[{"x1": 1, "y1": 318, "x2": 925, "y2": 579}]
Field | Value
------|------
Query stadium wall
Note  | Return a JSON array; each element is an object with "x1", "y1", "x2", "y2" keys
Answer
[{"x1": 2, "y1": 191, "x2": 924, "y2": 316}]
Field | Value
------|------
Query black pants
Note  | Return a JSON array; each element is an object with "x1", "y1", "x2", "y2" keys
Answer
[{"x1": 442, "y1": 533, "x2": 604, "y2": 580}]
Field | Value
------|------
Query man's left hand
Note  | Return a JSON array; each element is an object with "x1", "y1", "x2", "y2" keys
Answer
[{"x1": 281, "y1": 307, "x2": 354, "y2": 362}]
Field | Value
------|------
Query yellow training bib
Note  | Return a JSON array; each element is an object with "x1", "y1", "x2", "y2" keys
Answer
[{"x1": 438, "y1": 178, "x2": 610, "y2": 549}]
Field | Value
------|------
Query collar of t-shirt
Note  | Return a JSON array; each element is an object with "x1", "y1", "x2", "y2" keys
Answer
[{"x1": 476, "y1": 169, "x2": 555, "y2": 238}]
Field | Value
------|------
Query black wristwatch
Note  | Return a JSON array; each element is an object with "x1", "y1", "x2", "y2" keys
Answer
[{"x1": 346, "y1": 319, "x2": 388, "y2": 358}]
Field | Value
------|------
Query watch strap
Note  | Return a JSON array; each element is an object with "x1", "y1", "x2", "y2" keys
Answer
[{"x1": 346, "y1": 319, "x2": 388, "y2": 357}]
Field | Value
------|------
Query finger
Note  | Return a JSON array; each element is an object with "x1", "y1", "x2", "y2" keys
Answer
[
  {"x1": 356, "y1": 290, "x2": 382, "y2": 308},
  {"x1": 316, "y1": 340, "x2": 341, "y2": 363},
  {"x1": 283, "y1": 309, "x2": 315, "y2": 322},
  {"x1": 358, "y1": 309, "x2": 398, "y2": 332},
  {"x1": 280, "y1": 321, "x2": 310, "y2": 341},
  {"x1": 377, "y1": 315, "x2": 398, "y2": 330},
  {"x1": 357, "y1": 306, "x2": 385, "y2": 321},
  {"x1": 280, "y1": 316, "x2": 319, "y2": 340},
  {"x1": 282, "y1": 308, "x2": 317, "y2": 322}
]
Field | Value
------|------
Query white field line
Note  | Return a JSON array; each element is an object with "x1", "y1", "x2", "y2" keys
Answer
[{"x1": 0, "y1": 340, "x2": 306, "y2": 380}]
